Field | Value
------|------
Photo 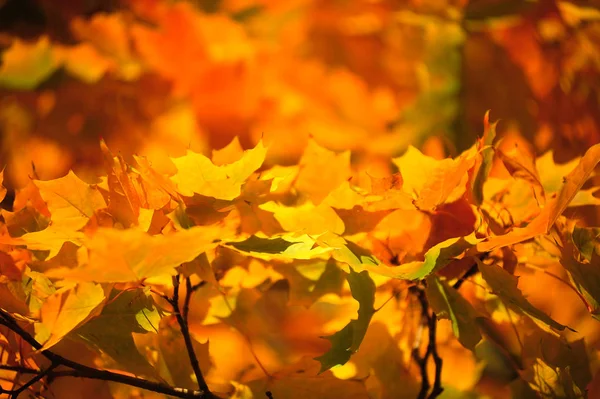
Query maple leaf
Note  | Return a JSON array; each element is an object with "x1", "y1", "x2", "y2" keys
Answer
[
  {"x1": 45, "y1": 226, "x2": 230, "y2": 283},
  {"x1": 73, "y1": 289, "x2": 162, "y2": 378},
  {"x1": 35, "y1": 171, "x2": 107, "y2": 231},
  {"x1": 475, "y1": 257, "x2": 570, "y2": 333},
  {"x1": 260, "y1": 201, "x2": 345, "y2": 235},
  {"x1": 171, "y1": 140, "x2": 267, "y2": 200},
  {"x1": 35, "y1": 281, "x2": 105, "y2": 350},
  {"x1": 295, "y1": 139, "x2": 352, "y2": 204},
  {"x1": 100, "y1": 140, "x2": 141, "y2": 227},
  {"x1": 393, "y1": 146, "x2": 477, "y2": 211}
]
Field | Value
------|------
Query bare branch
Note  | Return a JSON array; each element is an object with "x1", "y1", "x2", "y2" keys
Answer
[
  {"x1": 410, "y1": 285, "x2": 444, "y2": 399},
  {"x1": 171, "y1": 275, "x2": 210, "y2": 394},
  {"x1": 0, "y1": 308, "x2": 208, "y2": 399}
]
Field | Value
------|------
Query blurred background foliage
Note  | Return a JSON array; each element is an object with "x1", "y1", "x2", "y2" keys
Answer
[
  {"x1": 1, "y1": 1, "x2": 600, "y2": 397},
  {"x1": 0, "y1": 0, "x2": 598, "y2": 189}
]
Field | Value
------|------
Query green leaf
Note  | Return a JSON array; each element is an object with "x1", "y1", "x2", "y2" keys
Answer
[
  {"x1": 316, "y1": 233, "x2": 480, "y2": 281},
  {"x1": 425, "y1": 276, "x2": 482, "y2": 350},
  {"x1": 228, "y1": 235, "x2": 296, "y2": 254},
  {"x1": 393, "y1": 234, "x2": 481, "y2": 280},
  {"x1": 0, "y1": 37, "x2": 60, "y2": 90},
  {"x1": 275, "y1": 260, "x2": 345, "y2": 307},
  {"x1": 315, "y1": 269, "x2": 376, "y2": 372},
  {"x1": 226, "y1": 233, "x2": 332, "y2": 260},
  {"x1": 73, "y1": 289, "x2": 161, "y2": 378},
  {"x1": 475, "y1": 258, "x2": 570, "y2": 332},
  {"x1": 561, "y1": 244, "x2": 600, "y2": 319},
  {"x1": 572, "y1": 226, "x2": 600, "y2": 262}
]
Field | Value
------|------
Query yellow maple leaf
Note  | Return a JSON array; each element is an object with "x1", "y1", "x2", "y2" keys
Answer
[
  {"x1": 35, "y1": 281, "x2": 105, "y2": 350},
  {"x1": 393, "y1": 146, "x2": 477, "y2": 211},
  {"x1": 260, "y1": 201, "x2": 345, "y2": 235},
  {"x1": 45, "y1": 225, "x2": 232, "y2": 283},
  {"x1": 35, "y1": 171, "x2": 107, "y2": 230},
  {"x1": 295, "y1": 139, "x2": 352, "y2": 204},
  {"x1": 171, "y1": 140, "x2": 267, "y2": 200}
]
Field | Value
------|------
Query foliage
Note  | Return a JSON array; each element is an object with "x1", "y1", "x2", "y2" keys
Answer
[
  {"x1": 0, "y1": 1, "x2": 600, "y2": 399},
  {"x1": 0, "y1": 120, "x2": 600, "y2": 397}
]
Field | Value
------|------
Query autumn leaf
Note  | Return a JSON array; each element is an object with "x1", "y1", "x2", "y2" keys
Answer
[
  {"x1": 475, "y1": 257, "x2": 570, "y2": 332},
  {"x1": 157, "y1": 318, "x2": 212, "y2": 389},
  {"x1": 73, "y1": 289, "x2": 161, "y2": 378},
  {"x1": 315, "y1": 268, "x2": 376, "y2": 372},
  {"x1": 295, "y1": 139, "x2": 352, "y2": 204},
  {"x1": 171, "y1": 140, "x2": 267, "y2": 200},
  {"x1": 260, "y1": 201, "x2": 345, "y2": 235},
  {"x1": 35, "y1": 282, "x2": 105, "y2": 350},
  {"x1": 542, "y1": 143, "x2": 600, "y2": 230},
  {"x1": 393, "y1": 146, "x2": 477, "y2": 211},
  {"x1": 35, "y1": 171, "x2": 107, "y2": 230},
  {"x1": 472, "y1": 111, "x2": 497, "y2": 206},
  {"x1": 249, "y1": 357, "x2": 370, "y2": 399},
  {"x1": 100, "y1": 140, "x2": 141, "y2": 227},
  {"x1": 45, "y1": 225, "x2": 229, "y2": 283}
]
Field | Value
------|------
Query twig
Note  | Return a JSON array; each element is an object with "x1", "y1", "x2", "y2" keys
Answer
[
  {"x1": 410, "y1": 286, "x2": 430, "y2": 399},
  {"x1": 4, "y1": 363, "x2": 57, "y2": 398},
  {"x1": 0, "y1": 308, "x2": 207, "y2": 398},
  {"x1": 410, "y1": 286, "x2": 444, "y2": 399},
  {"x1": 170, "y1": 275, "x2": 210, "y2": 394},
  {"x1": 452, "y1": 253, "x2": 488, "y2": 290},
  {"x1": 427, "y1": 313, "x2": 443, "y2": 399}
]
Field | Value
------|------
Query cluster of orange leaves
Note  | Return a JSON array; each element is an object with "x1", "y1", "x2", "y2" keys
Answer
[
  {"x1": 1, "y1": 110, "x2": 600, "y2": 397},
  {"x1": 0, "y1": 0, "x2": 600, "y2": 398}
]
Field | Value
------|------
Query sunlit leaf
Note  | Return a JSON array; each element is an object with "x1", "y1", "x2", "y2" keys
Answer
[
  {"x1": 393, "y1": 146, "x2": 476, "y2": 211},
  {"x1": 35, "y1": 282, "x2": 105, "y2": 350},
  {"x1": 171, "y1": 140, "x2": 267, "y2": 200},
  {"x1": 35, "y1": 171, "x2": 107, "y2": 230},
  {"x1": 45, "y1": 226, "x2": 229, "y2": 283},
  {"x1": 475, "y1": 258, "x2": 569, "y2": 332}
]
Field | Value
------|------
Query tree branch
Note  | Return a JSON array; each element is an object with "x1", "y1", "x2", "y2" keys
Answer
[
  {"x1": 410, "y1": 285, "x2": 444, "y2": 399},
  {"x1": 0, "y1": 308, "x2": 208, "y2": 399},
  {"x1": 170, "y1": 275, "x2": 210, "y2": 394}
]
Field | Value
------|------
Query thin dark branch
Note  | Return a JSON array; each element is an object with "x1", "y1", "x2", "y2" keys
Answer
[
  {"x1": 8, "y1": 363, "x2": 57, "y2": 398},
  {"x1": 410, "y1": 286, "x2": 431, "y2": 399},
  {"x1": 452, "y1": 252, "x2": 488, "y2": 290},
  {"x1": 171, "y1": 275, "x2": 210, "y2": 394},
  {"x1": 427, "y1": 313, "x2": 443, "y2": 399},
  {"x1": 410, "y1": 285, "x2": 444, "y2": 399},
  {"x1": 0, "y1": 309, "x2": 207, "y2": 399}
]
